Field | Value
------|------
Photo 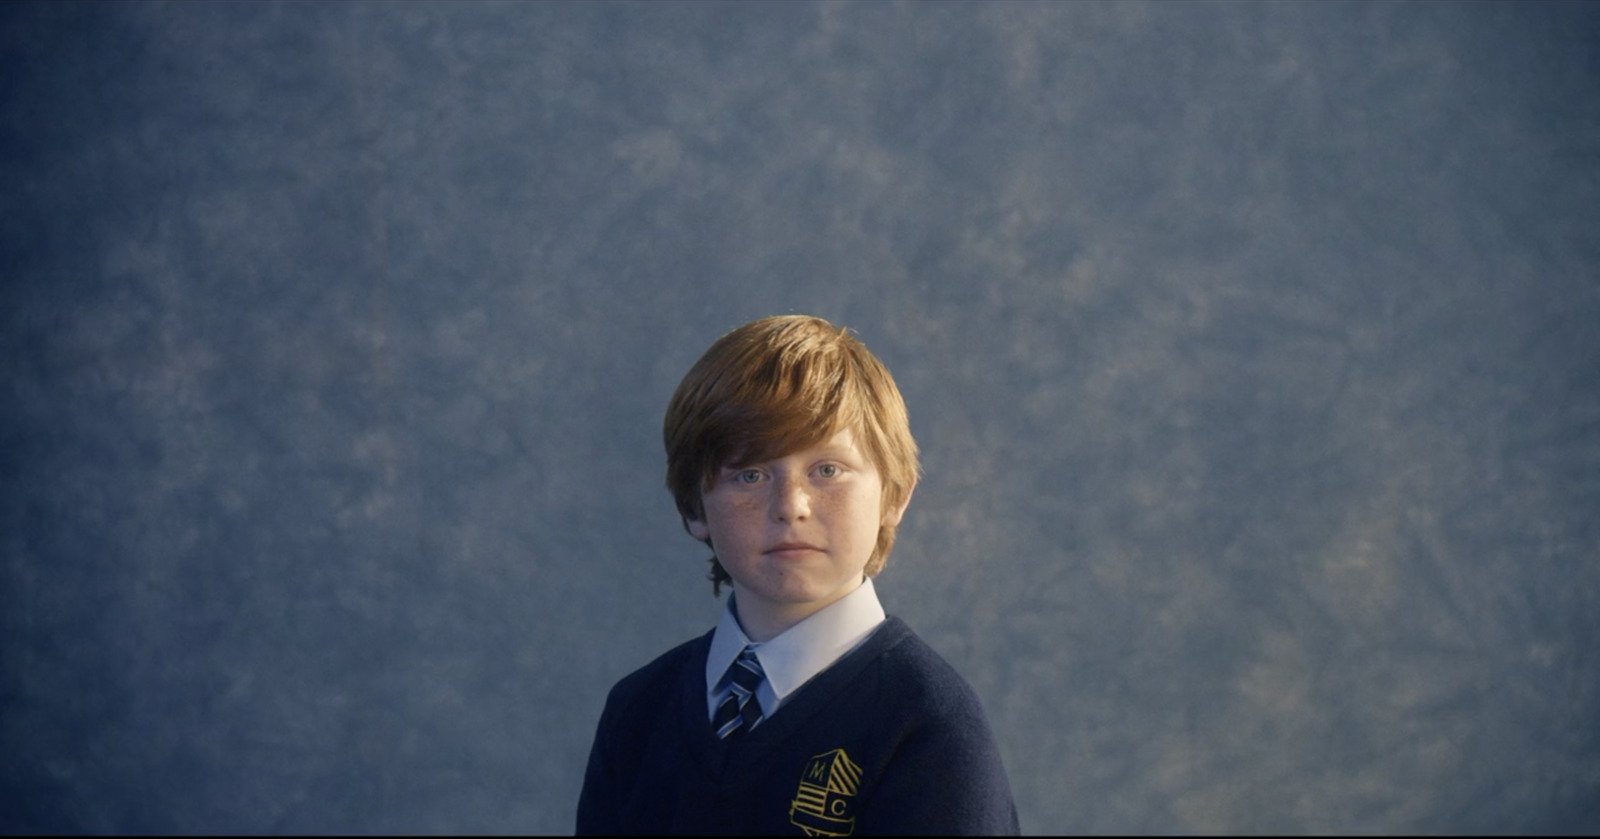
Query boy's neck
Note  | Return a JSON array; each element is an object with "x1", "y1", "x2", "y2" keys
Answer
[{"x1": 733, "y1": 578, "x2": 865, "y2": 643}]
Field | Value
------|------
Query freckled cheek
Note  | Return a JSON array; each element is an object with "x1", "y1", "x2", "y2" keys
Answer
[
  {"x1": 709, "y1": 495, "x2": 769, "y2": 552},
  {"x1": 727, "y1": 495, "x2": 766, "y2": 518}
]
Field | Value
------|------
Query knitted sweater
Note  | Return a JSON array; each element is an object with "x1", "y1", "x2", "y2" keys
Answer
[{"x1": 576, "y1": 616, "x2": 1020, "y2": 835}]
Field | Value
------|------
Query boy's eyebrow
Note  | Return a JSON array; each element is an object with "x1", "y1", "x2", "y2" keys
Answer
[{"x1": 731, "y1": 445, "x2": 862, "y2": 467}]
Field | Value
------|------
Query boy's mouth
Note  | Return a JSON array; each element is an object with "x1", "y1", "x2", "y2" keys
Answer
[{"x1": 765, "y1": 541, "x2": 823, "y2": 556}]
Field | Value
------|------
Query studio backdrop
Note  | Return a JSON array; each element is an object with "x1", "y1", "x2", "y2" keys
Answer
[{"x1": 3, "y1": 1, "x2": 1598, "y2": 833}]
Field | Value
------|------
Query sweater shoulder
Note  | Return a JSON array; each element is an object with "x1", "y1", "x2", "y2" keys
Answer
[
  {"x1": 601, "y1": 631, "x2": 708, "y2": 720},
  {"x1": 870, "y1": 616, "x2": 991, "y2": 720}
]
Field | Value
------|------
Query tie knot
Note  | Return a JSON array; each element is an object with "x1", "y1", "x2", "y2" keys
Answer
[
  {"x1": 728, "y1": 647, "x2": 764, "y2": 692},
  {"x1": 713, "y1": 646, "x2": 767, "y2": 739}
]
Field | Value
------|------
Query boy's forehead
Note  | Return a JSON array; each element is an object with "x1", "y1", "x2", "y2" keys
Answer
[{"x1": 721, "y1": 425, "x2": 862, "y2": 468}]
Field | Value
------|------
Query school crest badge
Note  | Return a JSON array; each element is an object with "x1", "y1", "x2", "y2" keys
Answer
[{"x1": 788, "y1": 748, "x2": 862, "y2": 836}]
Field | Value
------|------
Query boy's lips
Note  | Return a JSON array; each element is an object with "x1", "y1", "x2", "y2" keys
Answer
[{"x1": 765, "y1": 541, "x2": 823, "y2": 557}]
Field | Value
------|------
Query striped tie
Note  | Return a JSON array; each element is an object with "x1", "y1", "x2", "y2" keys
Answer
[{"x1": 712, "y1": 647, "x2": 766, "y2": 739}]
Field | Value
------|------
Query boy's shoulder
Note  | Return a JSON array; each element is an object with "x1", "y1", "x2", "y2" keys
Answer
[
  {"x1": 843, "y1": 617, "x2": 1020, "y2": 835},
  {"x1": 866, "y1": 616, "x2": 991, "y2": 718},
  {"x1": 600, "y1": 630, "x2": 711, "y2": 718}
]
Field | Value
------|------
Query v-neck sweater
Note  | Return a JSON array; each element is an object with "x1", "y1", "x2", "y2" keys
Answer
[{"x1": 576, "y1": 616, "x2": 1020, "y2": 835}]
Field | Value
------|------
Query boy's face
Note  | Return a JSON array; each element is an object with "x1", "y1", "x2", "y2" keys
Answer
[{"x1": 687, "y1": 427, "x2": 908, "y2": 641}]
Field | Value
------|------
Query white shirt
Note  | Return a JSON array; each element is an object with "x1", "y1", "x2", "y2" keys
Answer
[{"x1": 704, "y1": 577, "x2": 887, "y2": 724}]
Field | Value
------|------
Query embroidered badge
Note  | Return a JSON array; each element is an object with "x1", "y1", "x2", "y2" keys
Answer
[{"x1": 788, "y1": 748, "x2": 862, "y2": 836}]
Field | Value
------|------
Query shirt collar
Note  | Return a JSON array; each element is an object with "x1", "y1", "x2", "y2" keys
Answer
[{"x1": 705, "y1": 578, "x2": 887, "y2": 705}]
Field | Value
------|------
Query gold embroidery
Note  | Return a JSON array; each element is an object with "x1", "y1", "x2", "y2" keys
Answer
[{"x1": 789, "y1": 749, "x2": 862, "y2": 836}]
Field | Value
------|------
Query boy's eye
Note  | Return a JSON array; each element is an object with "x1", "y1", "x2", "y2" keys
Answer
[
  {"x1": 817, "y1": 464, "x2": 839, "y2": 478},
  {"x1": 737, "y1": 469, "x2": 763, "y2": 484}
]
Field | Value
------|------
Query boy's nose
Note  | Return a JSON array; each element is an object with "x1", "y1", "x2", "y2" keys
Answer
[{"x1": 771, "y1": 475, "x2": 811, "y2": 521}]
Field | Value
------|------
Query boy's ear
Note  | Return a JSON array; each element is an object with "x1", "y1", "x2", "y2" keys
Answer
[
  {"x1": 685, "y1": 515, "x2": 711, "y2": 542},
  {"x1": 881, "y1": 480, "x2": 917, "y2": 528}
]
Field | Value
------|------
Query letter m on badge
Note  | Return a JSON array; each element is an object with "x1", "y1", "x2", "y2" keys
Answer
[{"x1": 789, "y1": 748, "x2": 863, "y2": 836}]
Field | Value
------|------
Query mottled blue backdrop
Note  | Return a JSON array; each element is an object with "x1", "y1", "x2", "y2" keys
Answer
[{"x1": 3, "y1": 1, "x2": 1598, "y2": 833}]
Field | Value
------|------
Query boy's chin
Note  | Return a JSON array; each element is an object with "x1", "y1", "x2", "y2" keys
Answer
[{"x1": 734, "y1": 575, "x2": 862, "y2": 610}]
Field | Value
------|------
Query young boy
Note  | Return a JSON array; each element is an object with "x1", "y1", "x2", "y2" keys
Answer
[{"x1": 576, "y1": 315, "x2": 1019, "y2": 835}]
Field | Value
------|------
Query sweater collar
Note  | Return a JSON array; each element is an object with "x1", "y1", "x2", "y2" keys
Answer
[{"x1": 705, "y1": 578, "x2": 886, "y2": 710}]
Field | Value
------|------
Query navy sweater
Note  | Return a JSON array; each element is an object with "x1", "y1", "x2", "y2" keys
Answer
[{"x1": 576, "y1": 616, "x2": 1020, "y2": 835}]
